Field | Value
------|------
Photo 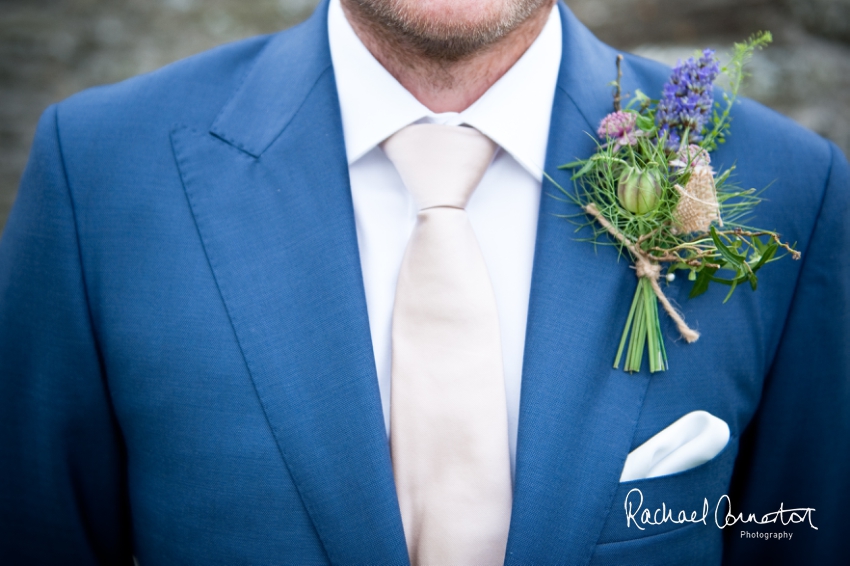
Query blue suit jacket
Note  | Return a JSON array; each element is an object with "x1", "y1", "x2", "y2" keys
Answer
[{"x1": 1, "y1": 1, "x2": 848, "y2": 564}]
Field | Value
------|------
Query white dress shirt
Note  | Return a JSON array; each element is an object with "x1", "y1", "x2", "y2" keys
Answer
[{"x1": 327, "y1": 0, "x2": 562, "y2": 473}]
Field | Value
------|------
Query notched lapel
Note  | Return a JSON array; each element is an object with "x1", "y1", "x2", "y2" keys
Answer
[
  {"x1": 169, "y1": 3, "x2": 408, "y2": 563},
  {"x1": 506, "y1": 4, "x2": 655, "y2": 564}
]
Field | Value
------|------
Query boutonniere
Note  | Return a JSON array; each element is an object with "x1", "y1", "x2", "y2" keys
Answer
[{"x1": 559, "y1": 32, "x2": 799, "y2": 373}]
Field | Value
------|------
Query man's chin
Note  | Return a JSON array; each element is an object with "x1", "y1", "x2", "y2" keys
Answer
[{"x1": 346, "y1": 0, "x2": 552, "y2": 61}]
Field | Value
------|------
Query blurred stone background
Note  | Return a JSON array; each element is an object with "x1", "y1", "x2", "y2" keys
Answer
[{"x1": 1, "y1": 0, "x2": 848, "y2": 232}]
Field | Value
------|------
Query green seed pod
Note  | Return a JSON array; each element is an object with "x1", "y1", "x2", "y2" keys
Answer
[{"x1": 618, "y1": 166, "x2": 662, "y2": 214}]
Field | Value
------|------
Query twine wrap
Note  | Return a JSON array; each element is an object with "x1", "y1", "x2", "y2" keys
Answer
[{"x1": 585, "y1": 203, "x2": 700, "y2": 343}]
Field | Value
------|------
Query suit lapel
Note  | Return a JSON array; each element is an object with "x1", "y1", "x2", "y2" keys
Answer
[
  {"x1": 506, "y1": 5, "x2": 655, "y2": 564},
  {"x1": 170, "y1": 2, "x2": 408, "y2": 563}
]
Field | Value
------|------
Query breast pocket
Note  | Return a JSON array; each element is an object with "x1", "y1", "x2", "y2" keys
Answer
[{"x1": 591, "y1": 437, "x2": 739, "y2": 565}]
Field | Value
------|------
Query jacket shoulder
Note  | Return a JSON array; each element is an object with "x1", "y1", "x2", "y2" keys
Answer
[{"x1": 54, "y1": 34, "x2": 275, "y2": 136}]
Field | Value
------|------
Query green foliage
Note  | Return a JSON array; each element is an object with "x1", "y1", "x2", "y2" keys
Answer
[
  {"x1": 614, "y1": 277, "x2": 667, "y2": 373},
  {"x1": 687, "y1": 227, "x2": 782, "y2": 301},
  {"x1": 702, "y1": 31, "x2": 773, "y2": 151},
  {"x1": 554, "y1": 31, "x2": 799, "y2": 374}
]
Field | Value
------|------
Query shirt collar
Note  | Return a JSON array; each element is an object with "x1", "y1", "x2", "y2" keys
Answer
[{"x1": 328, "y1": 0, "x2": 562, "y2": 180}]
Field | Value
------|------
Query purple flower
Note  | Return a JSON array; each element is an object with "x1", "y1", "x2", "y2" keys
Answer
[
  {"x1": 656, "y1": 49, "x2": 720, "y2": 150},
  {"x1": 597, "y1": 111, "x2": 641, "y2": 151}
]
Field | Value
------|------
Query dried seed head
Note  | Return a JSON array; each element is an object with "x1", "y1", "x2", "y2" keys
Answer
[{"x1": 673, "y1": 166, "x2": 721, "y2": 234}]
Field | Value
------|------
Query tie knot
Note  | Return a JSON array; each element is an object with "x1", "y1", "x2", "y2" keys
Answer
[{"x1": 382, "y1": 124, "x2": 497, "y2": 210}]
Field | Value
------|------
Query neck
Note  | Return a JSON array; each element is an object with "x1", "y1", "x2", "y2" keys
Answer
[{"x1": 340, "y1": 0, "x2": 555, "y2": 113}]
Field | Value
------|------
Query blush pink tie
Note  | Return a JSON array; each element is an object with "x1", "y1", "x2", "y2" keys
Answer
[{"x1": 381, "y1": 124, "x2": 513, "y2": 566}]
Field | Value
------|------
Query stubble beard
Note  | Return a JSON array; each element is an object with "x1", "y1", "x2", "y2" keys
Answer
[{"x1": 344, "y1": 0, "x2": 553, "y2": 62}]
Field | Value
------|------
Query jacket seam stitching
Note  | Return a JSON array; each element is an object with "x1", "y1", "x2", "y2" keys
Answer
[{"x1": 762, "y1": 139, "x2": 835, "y2": 382}]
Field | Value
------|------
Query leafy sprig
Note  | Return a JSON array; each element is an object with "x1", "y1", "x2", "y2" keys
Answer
[
  {"x1": 702, "y1": 31, "x2": 773, "y2": 151},
  {"x1": 555, "y1": 31, "x2": 797, "y2": 373}
]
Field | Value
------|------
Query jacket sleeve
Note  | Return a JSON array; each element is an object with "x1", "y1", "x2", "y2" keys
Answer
[
  {"x1": 723, "y1": 141, "x2": 850, "y2": 564},
  {"x1": 0, "y1": 105, "x2": 133, "y2": 564}
]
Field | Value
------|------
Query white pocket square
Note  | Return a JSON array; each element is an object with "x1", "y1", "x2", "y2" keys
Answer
[{"x1": 619, "y1": 410, "x2": 730, "y2": 482}]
